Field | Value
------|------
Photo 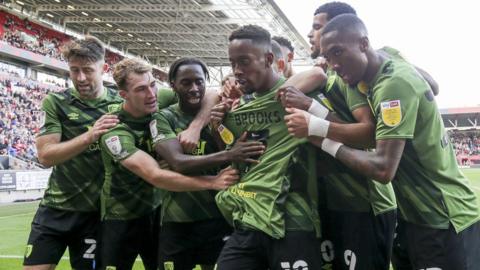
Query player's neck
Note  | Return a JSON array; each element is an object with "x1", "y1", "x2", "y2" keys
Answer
[
  {"x1": 363, "y1": 51, "x2": 385, "y2": 84},
  {"x1": 179, "y1": 101, "x2": 200, "y2": 116},
  {"x1": 255, "y1": 71, "x2": 280, "y2": 94},
  {"x1": 122, "y1": 103, "x2": 148, "y2": 118}
]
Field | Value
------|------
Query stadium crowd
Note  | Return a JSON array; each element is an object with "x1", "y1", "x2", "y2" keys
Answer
[
  {"x1": 451, "y1": 132, "x2": 480, "y2": 156},
  {"x1": 0, "y1": 66, "x2": 62, "y2": 163},
  {"x1": 1, "y1": 2, "x2": 480, "y2": 270}
]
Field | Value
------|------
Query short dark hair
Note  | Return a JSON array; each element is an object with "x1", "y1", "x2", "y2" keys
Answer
[
  {"x1": 61, "y1": 35, "x2": 105, "y2": 63},
  {"x1": 314, "y1": 2, "x2": 357, "y2": 20},
  {"x1": 321, "y1": 14, "x2": 367, "y2": 38},
  {"x1": 168, "y1": 57, "x2": 209, "y2": 83},
  {"x1": 228, "y1": 24, "x2": 271, "y2": 52},
  {"x1": 272, "y1": 36, "x2": 294, "y2": 53}
]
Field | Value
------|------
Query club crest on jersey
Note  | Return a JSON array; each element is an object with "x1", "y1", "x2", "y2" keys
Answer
[
  {"x1": 317, "y1": 93, "x2": 333, "y2": 111},
  {"x1": 105, "y1": 136, "x2": 122, "y2": 156},
  {"x1": 380, "y1": 100, "x2": 402, "y2": 127},
  {"x1": 24, "y1": 244, "x2": 33, "y2": 258}
]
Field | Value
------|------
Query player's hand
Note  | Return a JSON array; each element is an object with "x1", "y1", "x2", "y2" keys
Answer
[
  {"x1": 211, "y1": 166, "x2": 239, "y2": 190},
  {"x1": 221, "y1": 77, "x2": 243, "y2": 99},
  {"x1": 228, "y1": 132, "x2": 265, "y2": 163},
  {"x1": 284, "y1": 107, "x2": 310, "y2": 138},
  {"x1": 277, "y1": 86, "x2": 313, "y2": 111},
  {"x1": 86, "y1": 114, "x2": 119, "y2": 144},
  {"x1": 177, "y1": 126, "x2": 200, "y2": 154},
  {"x1": 210, "y1": 101, "x2": 232, "y2": 128}
]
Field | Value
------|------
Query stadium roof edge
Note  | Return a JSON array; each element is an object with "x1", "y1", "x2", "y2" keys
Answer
[{"x1": 440, "y1": 106, "x2": 480, "y2": 115}]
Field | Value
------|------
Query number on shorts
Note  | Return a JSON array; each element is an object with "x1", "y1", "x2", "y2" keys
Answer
[
  {"x1": 344, "y1": 249, "x2": 357, "y2": 270},
  {"x1": 280, "y1": 260, "x2": 309, "y2": 270},
  {"x1": 83, "y1": 238, "x2": 96, "y2": 259},
  {"x1": 320, "y1": 240, "x2": 334, "y2": 262}
]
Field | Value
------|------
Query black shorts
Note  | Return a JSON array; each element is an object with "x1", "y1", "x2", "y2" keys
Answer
[
  {"x1": 216, "y1": 228, "x2": 322, "y2": 270},
  {"x1": 98, "y1": 209, "x2": 160, "y2": 270},
  {"x1": 317, "y1": 201, "x2": 335, "y2": 268},
  {"x1": 23, "y1": 205, "x2": 100, "y2": 269},
  {"x1": 158, "y1": 218, "x2": 232, "y2": 270},
  {"x1": 327, "y1": 209, "x2": 396, "y2": 270},
  {"x1": 395, "y1": 219, "x2": 480, "y2": 270}
]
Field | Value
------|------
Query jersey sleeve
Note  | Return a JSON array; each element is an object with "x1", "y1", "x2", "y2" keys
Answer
[
  {"x1": 157, "y1": 88, "x2": 178, "y2": 110},
  {"x1": 38, "y1": 94, "x2": 61, "y2": 136},
  {"x1": 150, "y1": 110, "x2": 177, "y2": 146},
  {"x1": 374, "y1": 77, "x2": 419, "y2": 140},
  {"x1": 100, "y1": 128, "x2": 138, "y2": 162},
  {"x1": 342, "y1": 83, "x2": 368, "y2": 112}
]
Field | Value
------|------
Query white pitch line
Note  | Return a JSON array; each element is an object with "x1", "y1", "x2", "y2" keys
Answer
[
  {"x1": 0, "y1": 255, "x2": 141, "y2": 261},
  {"x1": 0, "y1": 212, "x2": 35, "y2": 219},
  {"x1": 471, "y1": 185, "x2": 480, "y2": 191}
]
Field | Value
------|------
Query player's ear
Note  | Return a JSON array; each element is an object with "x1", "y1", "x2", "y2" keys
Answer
[
  {"x1": 277, "y1": 59, "x2": 286, "y2": 73},
  {"x1": 265, "y1": 52, "x2": 274, "y2": 67},
  {"x1": 287, "y1": 52, "x2": 294, "y2": 62},
  {"x1": 359, "y1": 36, "x2": 370, "y2": 52},
  {"x1": 119, "y1": 89, "x2": 128, "y2": 99}
]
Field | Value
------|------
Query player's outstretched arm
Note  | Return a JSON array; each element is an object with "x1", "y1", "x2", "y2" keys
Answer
[
  {"x1": 120, "y1": 150, "x2": 239, "y2": 191},
  {"x1": 177, "y1": 89, "x2": 219, "y2": 153},
  {"x1": 155, "y1": 132, "x2": 264, "y2": 174},
  {"x1": 36, "y1": 114, "x2": 118, "y2": 167},
  {"x1": 281, "y1": 66, "x2": 327, "y2": 94},
  {"x1": 311, "y1": 137, "x2": 405, "y2": 183}
]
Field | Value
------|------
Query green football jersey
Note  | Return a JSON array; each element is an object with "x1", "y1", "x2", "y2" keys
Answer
[
  {"x1": 100, "y1": 106, "x2": 161, "y2": 220},
  {"x1": 39, "y1": 87, "x2": 123, "y2": 212},
  {"x1": 215, "y1": 78, "x2": 319, "y2": 239},
  {"x1": 318, "y1": 75, "x2": 397, "y2": 215},
  {"x1": 368, "y1": 58, "x2": 480, "y2": 232},
  {"x1": 151, "y1": 104, "x2": 222, "y2": 223},
  {"x1": 157, "y1": 87, "x2": 178, "y2": 110}
]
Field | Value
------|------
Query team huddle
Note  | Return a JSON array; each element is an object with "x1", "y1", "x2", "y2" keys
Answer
[{"x1": 22, "y1": 2, "x2": 480, "y2": 270}]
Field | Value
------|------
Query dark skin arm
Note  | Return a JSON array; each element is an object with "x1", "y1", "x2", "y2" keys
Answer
[
  {"x1": 155, "y1": 133, "x2": 264, "y2": 174},
  {"x1": 178, "y1": 89, "x2": 219, "y2": 153},
  {"x1": 311, "y1": 138, "x2": 405, "y2": 184},
  {"x1": 323, "y1": 105, "x2": 376, "y2": 148},
  {"x1": 281, "y1": 87, "x2": 376, "y2": 148}
]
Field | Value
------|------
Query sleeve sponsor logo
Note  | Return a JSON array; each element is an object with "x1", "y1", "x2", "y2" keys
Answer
[
  {"x1": 380, "y1": 100, "x2": 402, "y2": 127},
  {"x1": 105, "y1": 136, "x2": 122, "y2": 156}
]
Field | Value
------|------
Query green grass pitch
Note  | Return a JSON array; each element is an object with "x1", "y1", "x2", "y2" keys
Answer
[{"x1": 1, "y1": 168, "x2": 480, "y2": 270}]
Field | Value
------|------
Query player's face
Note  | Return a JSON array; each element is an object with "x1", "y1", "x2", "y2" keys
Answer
[
  {"x1": 228, "y1": 39, "x2": 272, "y2": 93},
  {"x1": 122, "y1": 72, "x2": 158, "y2": 116},
  {"x1": 171, "y1": 64, "x2": 206, "y2": 112},
  {"x1": 68, "y1": 57, "x2": 105, "y2": 99},
  {"x1": 320, "y1": 31, "x2": 368, "y2": 86},
  {"x1": 308, "y1": 13, "x2": 329, "y2": 59}
]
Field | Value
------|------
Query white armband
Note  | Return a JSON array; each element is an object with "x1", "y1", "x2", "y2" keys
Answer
[
  {"x1": 321, "y1": 138, "x2": 343, "y2": 158},
  {"x1": 308, "y1": 99, "x2": 329, "y2": 119},
  {"x1": 308, "y1": 116, "x2": 330, "y2": 137}
]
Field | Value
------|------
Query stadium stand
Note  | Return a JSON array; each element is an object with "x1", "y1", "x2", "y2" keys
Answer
[{"x1": 442, "y1": 107, "x2": 480, "y2": 165}]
